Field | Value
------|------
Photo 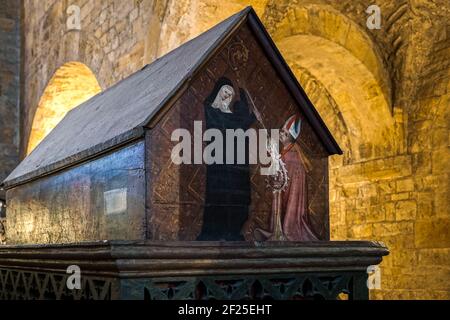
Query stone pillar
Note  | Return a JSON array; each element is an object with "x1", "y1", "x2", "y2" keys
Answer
[{"x1": 0, "y1": 1, "x2": 21, "y2": 202}]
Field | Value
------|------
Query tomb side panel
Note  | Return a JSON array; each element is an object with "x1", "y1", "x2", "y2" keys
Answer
[{"x1": 6, "y1": 141, "x2": 146, "y2": 244}]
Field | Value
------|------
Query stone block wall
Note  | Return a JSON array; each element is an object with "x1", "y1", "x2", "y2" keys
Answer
[
  {"x1": 330, "y1": 2, "x2": 450, "y2": 298},
  {"x1": 262, "y1": 0, "x2": 449, "y2": 300},
  {"x1": 330, "y1": 152, "x2": 449, "y2": 299},
  {"x1": 20, "y1": 0, "x2": 169, "y2": 156}
]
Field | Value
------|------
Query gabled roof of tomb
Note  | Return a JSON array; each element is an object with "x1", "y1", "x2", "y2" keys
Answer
[{"x1": 3, "y1": 7, "x2": 341, "y2": 188}]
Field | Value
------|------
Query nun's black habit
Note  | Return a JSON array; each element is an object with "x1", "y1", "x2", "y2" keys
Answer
[{"x1": 197, "y1": 77, "x2": 256, "y2": 241}]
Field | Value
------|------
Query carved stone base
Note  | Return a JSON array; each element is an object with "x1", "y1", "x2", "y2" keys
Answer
[{"x1": 0, "y1": 241, "x2": 388, "y2": 300}]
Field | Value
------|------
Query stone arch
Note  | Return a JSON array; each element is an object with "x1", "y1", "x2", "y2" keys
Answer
[
  {"x1": 278, "y1": 34, "x2": 397, "y2": 162},
  {"x1": 264, "y1": 3, "x2": 392, "y2": 108},
  {"x1": 262, "y1": 3, "x2": 401, "y2": 160},
  {"x1": 292, "y1": 64, "x2": 353, "y2": 167},
  {"x1": 27, "y1": 62, "x2": 102, "y2": 155}
]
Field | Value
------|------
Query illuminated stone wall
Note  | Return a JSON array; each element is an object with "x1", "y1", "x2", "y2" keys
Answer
[
  {"x1": 27, "y1": 62, "x2": 101, "y2": 154},
  {"x1": 2, "y1": 0, "x2": 448, "y2": 299},
  {"x1": 263, "y1": 0, "x2": 450, "y2": 300},
  {"x1": 20, "y1": 0, "x2": 169, "y2": 156}
]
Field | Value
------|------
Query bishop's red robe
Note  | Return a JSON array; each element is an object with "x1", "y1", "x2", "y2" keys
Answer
[{"x1": 279, "y1": 144, "x2": 319, "y2": 241}]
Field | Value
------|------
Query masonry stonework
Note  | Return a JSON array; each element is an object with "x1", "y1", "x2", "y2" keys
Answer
[
  {"x1": 1, "y1": 0, "x2": 448, "y2": 299},
  {"x1": 0, "y1": 1, "x2": 21, "y2": 202}
]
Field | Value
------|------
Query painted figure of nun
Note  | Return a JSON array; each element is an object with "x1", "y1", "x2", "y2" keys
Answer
[
  {"x1": 278, "y1": 114, "x2": 319, "y2": 241},
  {"x1": 197, "y1": 77, "x2": 256, "y2": 241}
]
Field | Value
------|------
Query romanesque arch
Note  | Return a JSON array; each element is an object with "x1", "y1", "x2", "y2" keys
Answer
[
  {"x1": 279, "y1": 35, "x2": 397, "y2": 161},
  {"x1": 265, "y1": 4, "x2": 392, "y2": 106},
  {"x1": 264, "y1": 4, "x2": 398, "y2": 162},
  {"x1": 27, "y1": 62, "x2": 101, "y2": 154}
]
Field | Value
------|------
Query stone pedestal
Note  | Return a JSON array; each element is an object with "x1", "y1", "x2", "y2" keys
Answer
[{"x1": 0, "y1": 241, "x2": 388, "y2": 300}]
